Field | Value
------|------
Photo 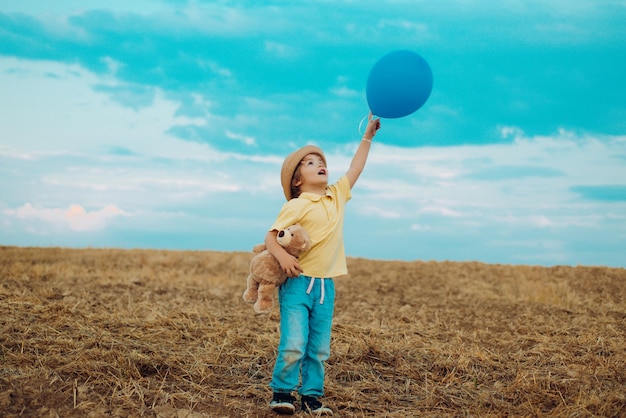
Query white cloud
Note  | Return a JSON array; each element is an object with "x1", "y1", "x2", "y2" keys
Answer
[
  {"x1": 0, "y1": 57, "x2": 214, "y2": 160},
  {"x1": 330, "y1": 86, "x2": 359, "y2": 98},
  {"x1": 494, "y1": 214, "x2": 553, "y2": 228},
  {"x1": 4, "y1": 203, "x2": 127, "y2": 232},
  {"x1": 345, "y1": 130, "x2": 626, "y2": 242},
  {"x1": 225, "y1": 130, "x2": 256, "y2": 146},
  {"x1": 377, "y1": 19, "x2": 431, "y2": 38},
  {"x1": 264, "y1": 41, "x2": 298, "y2": 58},
  {"x1": 421, "y1": 205, "x2": 463, "y2": 218},
  {"x1": 410, "y1": 223, "x2": 432, "y2": 231},
  {"x1": 359, "y1": 205, "x2": 401, "y2": 219}
]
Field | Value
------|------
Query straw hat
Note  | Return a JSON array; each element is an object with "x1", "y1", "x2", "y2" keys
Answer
[{"x1": 281, "y1": 145, "x2": 326, "y2": 201}]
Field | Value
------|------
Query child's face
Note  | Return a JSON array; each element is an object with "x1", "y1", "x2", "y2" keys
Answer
[{"x1": 296, "y1": 153, "x2": 328, "y2": 189}]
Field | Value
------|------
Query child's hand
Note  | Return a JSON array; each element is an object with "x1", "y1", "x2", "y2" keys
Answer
[
  {"x1": 364, "y1": 112, "x2": 381, "y2": 140},
  {"x1": 278, "y1": 253, "x2": 303, "y2": 278}
]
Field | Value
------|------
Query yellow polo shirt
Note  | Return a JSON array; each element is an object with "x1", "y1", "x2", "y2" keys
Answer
[{"x1": 270, "y1": 175, "x2": 352, "y2": 278}]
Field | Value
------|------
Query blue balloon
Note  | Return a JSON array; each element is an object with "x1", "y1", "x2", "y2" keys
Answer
[{"x1": 366, "y1": 50, "x2": 433, "y2": 119}]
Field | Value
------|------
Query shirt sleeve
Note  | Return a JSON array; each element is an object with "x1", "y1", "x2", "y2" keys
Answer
[
  {"x1": 269, "y1": 202, "x2": 300, "y2": 232},
  {"x1": 331, "y1": 175, "x2": 352, "y2": 204}
]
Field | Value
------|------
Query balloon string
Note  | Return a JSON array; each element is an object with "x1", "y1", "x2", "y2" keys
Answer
[{"x1": 358, "y1": 113, "x2": 369, "y2": 136}]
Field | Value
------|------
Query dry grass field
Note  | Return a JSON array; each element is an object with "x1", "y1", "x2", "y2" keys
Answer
[{"x1": 1, "y1": 246, "x2": 624, "y2": 417}]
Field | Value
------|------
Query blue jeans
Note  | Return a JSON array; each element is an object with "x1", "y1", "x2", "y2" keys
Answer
[{"x1": 270, "y1": 275, "x2": 335, "y2": 397}]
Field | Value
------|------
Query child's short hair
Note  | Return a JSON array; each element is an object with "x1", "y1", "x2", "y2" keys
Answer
[{"x1": 281, "y1": 145, "x2": 326, "y2": 201}]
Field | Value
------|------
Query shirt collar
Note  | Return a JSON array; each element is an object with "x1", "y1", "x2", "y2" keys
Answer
[{"x1": 298, "y1": 189, "x2": 329, "y2": 201}]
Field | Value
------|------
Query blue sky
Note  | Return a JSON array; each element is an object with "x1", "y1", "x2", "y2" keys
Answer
[{"x1": 1, "y1": 0, "x2": 625, "y2": 267}]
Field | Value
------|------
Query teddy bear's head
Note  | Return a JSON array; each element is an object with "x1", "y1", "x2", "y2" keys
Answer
[{"x1": 276, "y1": 224, "x2": 311, "y2": 256}]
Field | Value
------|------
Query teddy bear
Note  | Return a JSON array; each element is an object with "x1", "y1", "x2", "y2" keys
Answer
[{"x1": 243, "y1": 224, "x2": 311, "y2": 313}]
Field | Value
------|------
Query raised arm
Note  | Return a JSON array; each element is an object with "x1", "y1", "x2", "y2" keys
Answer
[{"x1": 346, "y1": 113, "x2": 381, "y2": 188}]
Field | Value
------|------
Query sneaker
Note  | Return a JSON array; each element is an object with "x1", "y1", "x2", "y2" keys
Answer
[
  {"x1": 269, "y1": 392, "x2": 296, "y2": 415},
  {"x1": 301, "y1": 395, "x2": 333, "y2": 416}
]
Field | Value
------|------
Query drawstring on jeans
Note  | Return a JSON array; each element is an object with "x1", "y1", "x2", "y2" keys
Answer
[{"x1": 306, "y1": 277, "x2": 325, "y2": 304}]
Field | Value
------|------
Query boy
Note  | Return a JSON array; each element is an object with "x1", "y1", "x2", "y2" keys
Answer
[{"x1": 265, "y1": 114, "x2": 381, "y2": 415}]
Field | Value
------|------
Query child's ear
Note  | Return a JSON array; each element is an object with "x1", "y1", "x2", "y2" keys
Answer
[{"x1": 293, "y1": 179, "x2": 302, "y2": 187}]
